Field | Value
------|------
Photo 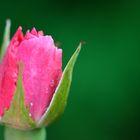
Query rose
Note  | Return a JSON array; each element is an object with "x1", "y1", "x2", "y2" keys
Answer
[
  {"x1": 0, "y1": 22, "x2": 81, "y2": 130},
  {"x1": 0, "y1": 27, "x2": 62, "y2": 121}
]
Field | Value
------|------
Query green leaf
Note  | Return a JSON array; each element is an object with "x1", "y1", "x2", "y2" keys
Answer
[
  {"x1": 0, "y1": 19, "x2": 11, "y2": 60},
  {"x1": 1, "y1": 64, "x2": 36, "y2": 130},
  {"x1": 38, "y1": 43, "x2": 82, "y2": 127}
]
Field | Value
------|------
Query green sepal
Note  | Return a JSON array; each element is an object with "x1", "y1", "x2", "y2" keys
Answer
[
  {"x1": 38, "y1": 43, "x2": 81, "y2": 127},
  {"x1": 1, "y1": 64, "x2": 36, "y2": 130},
  {"x1": 0, "y1": 19, "x2": 11, "y2": 60}
]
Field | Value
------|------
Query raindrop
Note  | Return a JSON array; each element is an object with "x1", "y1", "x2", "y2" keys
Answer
[
  {"x1": 50, "y1": 80, "x2": 54, "y2": 87},
  {"x1": 45, "y1": 87, "x2": 49, "y2": 93},
  {"x1": 29, "y1": 113, "x2": 32, "y2": 117},
  {"x1": 30, "y1": 102, "x2": 33, "y2": 106}
]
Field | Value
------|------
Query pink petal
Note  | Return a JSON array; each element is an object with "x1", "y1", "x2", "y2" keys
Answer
[
  {"x1": 31, "y1": 28, "x2": 38, "y2": 36},
  {"x1": 0, "y1": 27, "x2": 62, "y2": 122},
  {"x1": 0, "y1": 27, "x2": 23, "y2": 116},
  {"x1": 17, "y1": 35, "x2": 62, "y2": 121}
]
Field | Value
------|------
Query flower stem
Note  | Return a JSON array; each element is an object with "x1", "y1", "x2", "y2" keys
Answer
[{"x1": 4, "y1": 127, "x2": 46, "y2": 140}]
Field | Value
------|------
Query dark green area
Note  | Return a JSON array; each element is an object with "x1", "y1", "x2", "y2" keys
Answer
[{"x1": 0, "y1": 0, "x2": 140, "y2": 139}]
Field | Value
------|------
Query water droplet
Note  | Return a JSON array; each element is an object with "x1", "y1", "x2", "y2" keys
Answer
[
  {"x1": 30, "y1": 102, "x2": 33, "y2": 106},
  {"x1": 50, "y1": 80, "x2": 54, "y2": 87},
  {"x1": 29, "y1": 113, "x2": 32, "y2": 117},
  {"x1": 12, "y1": 73, "x2": 17, "y2": 78},
  {"x1": 45, "y1": 87, "x2": 49, "y2": 93}
]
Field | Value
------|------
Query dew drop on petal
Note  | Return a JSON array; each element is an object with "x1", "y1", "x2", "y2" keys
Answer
[
  {"x1": 45, "y1": 87, "x2": 49, "y2": 93},
  {"x1": 29, "y1": 113, "x2": 32, "y2": 117},
  {"x1": 30, "y1": 102, "x2": 33, "y2": 106},
  {"x1": 50, "y1": 79, "x2": 54, "y2": 87}
]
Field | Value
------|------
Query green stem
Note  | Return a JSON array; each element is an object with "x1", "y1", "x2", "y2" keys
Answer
[{"x1": 4, "y1": 127, "x2": 46, "y2": 140}]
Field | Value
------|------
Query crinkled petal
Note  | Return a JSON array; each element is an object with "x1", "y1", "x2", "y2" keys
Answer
[
  {"x1": 17, "y1": 35, "x2": 62, "y2": 121},
  {"x1": 0, "y1": 27, "x2": 23, "y2": 116}
]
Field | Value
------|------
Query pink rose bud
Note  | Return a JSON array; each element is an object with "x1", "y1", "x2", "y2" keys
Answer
[{"x1": 0, "y1": 22, "x2": 81, "y2": 130}]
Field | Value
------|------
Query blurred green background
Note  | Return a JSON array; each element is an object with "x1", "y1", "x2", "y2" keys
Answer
[{"x1": 0, "y1": 0, "x2": 140, "y2": 140}]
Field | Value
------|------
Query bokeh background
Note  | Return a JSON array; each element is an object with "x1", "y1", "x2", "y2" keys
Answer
[{"x1": 0, "y1": 0, "x2": 140, "y2": 139}]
